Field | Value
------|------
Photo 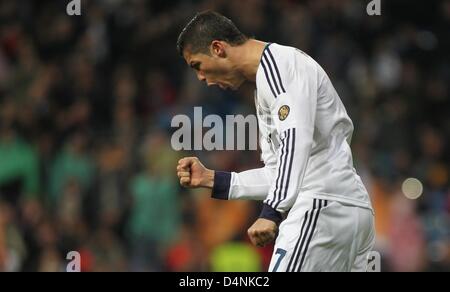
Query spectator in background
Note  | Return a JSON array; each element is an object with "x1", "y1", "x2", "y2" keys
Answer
[
  {"x1": 0, "y1": 201, "x2": 27, "y2": 271},
  {"x1": 127, "y1": 131, "x2": 181, "y2": 271},
  {"x1": 48, "y1": 130, "x2": 94, "y2": 208},
  {"x1": 0, "y1": 99, "x2": 39, "y2": 204}
]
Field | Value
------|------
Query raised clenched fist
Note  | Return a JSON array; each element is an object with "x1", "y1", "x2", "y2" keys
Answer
[{"x1": 176, "y1": 157, "x2": 215, "y2": 189}]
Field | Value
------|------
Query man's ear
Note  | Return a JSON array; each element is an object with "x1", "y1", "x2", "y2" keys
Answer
[{"x1": 210, "y1": 40, "x2": 226, "y2": 58}]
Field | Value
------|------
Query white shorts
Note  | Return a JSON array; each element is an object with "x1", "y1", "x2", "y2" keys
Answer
[{"x1": 268, "y1": 196, "x2": 375, "y2": 272}]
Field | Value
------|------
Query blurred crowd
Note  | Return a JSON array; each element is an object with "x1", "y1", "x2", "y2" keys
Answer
[{"x1": 0, "y1": 0, "x2": 448, "y2": 272}]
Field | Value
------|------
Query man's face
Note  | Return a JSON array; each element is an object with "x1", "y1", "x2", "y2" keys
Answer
[{"x1": 183, "y1": 44, "x2": 245, "y2": 90}]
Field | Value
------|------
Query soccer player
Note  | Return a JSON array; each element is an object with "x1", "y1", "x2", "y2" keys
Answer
[{"x1": 176, "y1": 11, "x2": 375, "y2": 272}]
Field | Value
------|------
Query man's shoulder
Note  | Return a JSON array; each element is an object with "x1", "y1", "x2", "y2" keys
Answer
[
  {"x1": 269, "y1": 43, "x2": 318, "y2": 71},
  {"x1": 265, "y1": 43, "x2": 294, "y2": 61},
  {"x1": 269, "y1": 43, "x2": 309, "y2": 58}
]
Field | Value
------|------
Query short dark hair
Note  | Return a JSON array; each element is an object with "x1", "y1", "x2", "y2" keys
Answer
[{"x1": 177, "y1": 11, "x2": 248, "y2": 56}]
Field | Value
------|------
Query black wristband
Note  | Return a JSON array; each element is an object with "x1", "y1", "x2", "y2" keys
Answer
[
  {"x1": 259, "y1": 203, "x2": 283, "y2": 225},
  {"x1": 211, "y1": 171, "x2": 231, "y2": 200}
]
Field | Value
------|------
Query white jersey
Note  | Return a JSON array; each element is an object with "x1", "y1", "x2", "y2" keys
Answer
[{"x1": 212, "y1": 43, "x2": 373, "y2": 220}]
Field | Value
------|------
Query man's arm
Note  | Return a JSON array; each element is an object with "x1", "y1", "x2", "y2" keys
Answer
[
  {"x1": 212, "y1": 167, "x2": 275, "y2": 201},
  {"x1": 257, "y1": 49, "x2": 318, "y2": 224},
  {"x1": 177, "y1": 157, "x2": 274, "y2": 201},
  {"x1": 249, "y1": 47, "x2": 319, "y2": 247}
]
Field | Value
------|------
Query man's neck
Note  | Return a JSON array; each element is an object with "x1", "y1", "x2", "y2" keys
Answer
[{"x1": 231, "y1": 39, "x2": 267, "y2": 82}]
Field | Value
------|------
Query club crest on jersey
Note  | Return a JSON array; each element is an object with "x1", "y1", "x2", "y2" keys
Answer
[{"x1": 278, "y1": 105, "x2": 290, "y2": 121}]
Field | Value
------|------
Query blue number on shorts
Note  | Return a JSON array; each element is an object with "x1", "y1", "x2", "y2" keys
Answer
[{"x1": 272, "y1": 248, "x2": 287, "y2": 272}]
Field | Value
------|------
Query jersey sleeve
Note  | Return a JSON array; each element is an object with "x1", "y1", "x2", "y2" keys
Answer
[
  {"x1": 259, "y1": 46, "x2": 319, "y2": 224},
  {"x1": 211, "y1": 166, "x2": 275, "y2": 201}
]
